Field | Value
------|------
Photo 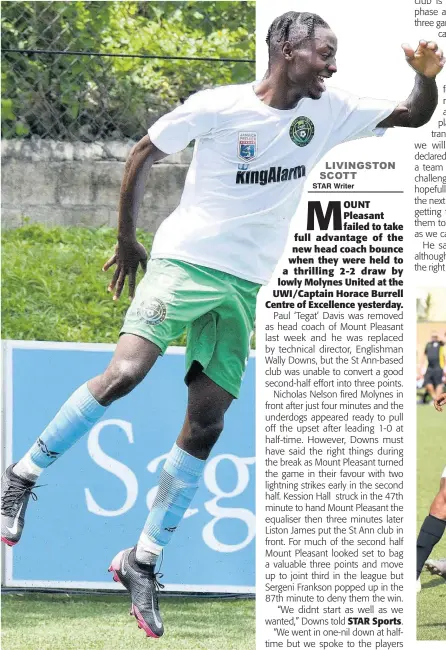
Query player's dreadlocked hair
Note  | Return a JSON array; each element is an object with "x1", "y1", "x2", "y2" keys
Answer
[{"x1": 266, "y1": 12, "x2": 329, "y2": 59}]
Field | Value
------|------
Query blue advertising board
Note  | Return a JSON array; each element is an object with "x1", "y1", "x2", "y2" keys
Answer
[{"x1": 3, "y1": 341, "x2": 255, "y2": 593}]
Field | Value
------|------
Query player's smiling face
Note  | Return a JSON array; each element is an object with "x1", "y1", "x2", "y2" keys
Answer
[{"x1": 286, "y1": 26, "x2": 338, "y2": 100}]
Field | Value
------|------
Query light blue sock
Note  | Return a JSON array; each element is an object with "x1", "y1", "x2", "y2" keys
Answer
[
  {"x1": 136, "y1": 444, "x2": 205, "y2": 563},
  {"x1": 14, "y1": 383, "x2": 107, "y2": 479}
]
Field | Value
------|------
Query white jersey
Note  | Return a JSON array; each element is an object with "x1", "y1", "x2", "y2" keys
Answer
[{"x1": 148, "y1": 82, "x2": 395, "y2": 284}]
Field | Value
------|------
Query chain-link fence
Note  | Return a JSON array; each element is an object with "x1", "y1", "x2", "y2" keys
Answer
[{"x1": 1, "y1": 1, "x2": 255, "y2": 142}]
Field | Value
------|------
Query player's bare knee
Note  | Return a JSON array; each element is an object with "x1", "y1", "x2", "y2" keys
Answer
[
  {"x1": 184, "y1": 416, "x2": 224, "y2": 457},
  {"x1": 429, "y1": 487, "x2": 446, "y2": 520},
  {"x1": 97, "y1": 359, "x2": 144, "y2": 404}
]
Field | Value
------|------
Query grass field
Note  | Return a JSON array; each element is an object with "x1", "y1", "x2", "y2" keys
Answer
[
  {"x1": 1, "y1": 224, "x2": 256, "y2": 348},
  {"x1": 1, "y1": 593, "x2": 255, "y2": 650},
  {"x1": 417, "y1": 403, "x2": 446, "y2": 640},
  {"x1": 1, "y1": 224, "x2": 157, "y2": 344}
]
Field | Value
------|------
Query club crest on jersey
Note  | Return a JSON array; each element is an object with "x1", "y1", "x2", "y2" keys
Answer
[
  {"x1": 238, "y1": 131, "x2": 257, "y2": 161},
  {"x1": 289, "y1": 116, "x2": 315, "y2": 147}
]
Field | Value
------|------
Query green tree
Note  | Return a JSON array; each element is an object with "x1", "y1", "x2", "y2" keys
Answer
[{"x1": 1, "y1": 1, "x2": 255, "y2": 140}]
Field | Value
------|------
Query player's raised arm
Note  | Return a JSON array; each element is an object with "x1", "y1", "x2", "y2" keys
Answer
[
  {"x1": 377, "y1": 40, "x2": 444, "y2": 128},
  {"x1": 102, "y1": 135, "x2": 167, "y2": 301}
]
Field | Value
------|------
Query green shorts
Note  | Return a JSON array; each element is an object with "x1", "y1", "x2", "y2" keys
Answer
[{"x1": 121, "y1": 258, "x2": 260, "y2": 398}]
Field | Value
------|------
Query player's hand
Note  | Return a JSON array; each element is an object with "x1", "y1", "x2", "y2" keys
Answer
[
  {"x1": 102, "y1": 238, "x2": 147, "y2": 301},
  {"x1": 402, "y1": 41, "x2": 445, "y2": 78},
  {"x1": 434, "y1": 392, "x2": 446, "y2": 412}
]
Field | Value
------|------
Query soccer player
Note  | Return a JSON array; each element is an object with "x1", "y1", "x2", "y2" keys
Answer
[
  {"x1": 417, "y1": 393, "x2": 446, "y2": 588},
  {"x1": 422, "y1": 331, "x2": 445, "y2": 403},
  {"x1": 2, "y1": 12, "x2": 445, "y2": 638}
]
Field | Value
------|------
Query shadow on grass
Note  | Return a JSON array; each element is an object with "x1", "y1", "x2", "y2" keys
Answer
[{"x1": 421, "y1": 577, "x2": 446, "y2": 590}]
